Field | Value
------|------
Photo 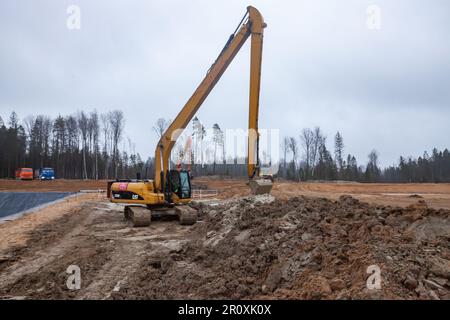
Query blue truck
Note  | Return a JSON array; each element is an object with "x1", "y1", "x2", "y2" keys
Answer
[{"x1": 38, "y1": 167, "x2": 55, "y2": 180}]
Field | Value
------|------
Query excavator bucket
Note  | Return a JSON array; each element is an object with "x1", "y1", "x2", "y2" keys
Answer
[{"x1": 248, "y1": 178, "x2": 273, "y2": 195}]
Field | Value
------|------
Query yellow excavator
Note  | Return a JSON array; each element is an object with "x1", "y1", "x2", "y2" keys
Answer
[{"x1": 108, "y1": 6, "x2": 272, "y2": 227}]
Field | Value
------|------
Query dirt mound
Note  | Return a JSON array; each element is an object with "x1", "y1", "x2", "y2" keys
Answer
[
  {"x1": 1, "y1": 193, "x2": 448, "y2": 300},
  {"x1": 112, "y1": 195, "x2": 450, "y2": 300}
]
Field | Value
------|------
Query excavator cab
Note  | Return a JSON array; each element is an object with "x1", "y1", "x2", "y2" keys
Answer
[{"x1": 166, "y1": 169, "x2": 192, "y2": 202}]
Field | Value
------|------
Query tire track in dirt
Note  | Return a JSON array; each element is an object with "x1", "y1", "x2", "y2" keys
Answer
[
  {"x1": 79, "y1": 222, "x2": 195, "y2": 299},
  {"x1": 0, "y1": 198, "x2": 202, "y2": 299},
  {"x1": 0, "y1": 202, "x2": 109, "y2": 298}
]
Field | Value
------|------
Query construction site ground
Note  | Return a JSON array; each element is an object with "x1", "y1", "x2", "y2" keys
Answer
[{"x1": 0, "y1": 178, "x2": 449, "y2": 300}]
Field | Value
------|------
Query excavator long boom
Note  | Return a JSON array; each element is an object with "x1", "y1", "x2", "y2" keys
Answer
[{"x1": 154, "y1": 6, "x2": 268, "y2": 193}]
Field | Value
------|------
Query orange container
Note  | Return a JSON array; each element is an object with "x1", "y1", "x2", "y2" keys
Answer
[{"x1": 15, "y1": 168, "x2": 34, "y2": 180}]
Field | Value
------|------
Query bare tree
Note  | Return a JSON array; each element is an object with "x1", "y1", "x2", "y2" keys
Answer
[
  {"x1": 23, "y1": 115, "x2": 35, "y2": 138},
  {"x1": 153, "y1": 118, "x2": 169, "y2": 139},
  {"x1": 65, "y1": 115, "x2": 79, "y2": 178},
  {"x1": 199, "y1": 124, "x2": 207, "y2": 167},
  {"x1": 300, "y1": 128, "x2": 314, "y2": 178},
  {"x1": 191, "y1": 117, "x2": 206, "y2": 166},
  {"x1": 281, "y1": 136, "x2": 290, "y2": 171},
  {"x1": 52, "y1": 115, "x2": 66, "y2": 178},
  {"x1": 288, "y1": 136, "x2": 298, "y2": 173},
  {"x1": 109, "y1": 110, "x2": 125, "y2": 178},
  {"x1": 89, "y1": 111, "x2": 99, "y2": 179},
  {"x1": 100, "y1": 113, "x2": 111, "y2": 179},
  {"x1": 100, "y1": 114, "x2": 110, "y2": 154},
  {"x1": 77, "y1": 111, "x2": 89, "y2": 180},
  {"x1": 41, "y1": 116, "x2": 52, "y2": 168},
  {"x1": 365, "y1": 149, "x2": 381, "y2": 182},
  {"x1": 311, "y1": 127, "x2": 325, "y2": 177},
  {"x1": 368, "y1": 149, "x2": 379, "y2": 167},
  {"x1": 27, "y1": 115, "x2": 52, "y2": 170}
]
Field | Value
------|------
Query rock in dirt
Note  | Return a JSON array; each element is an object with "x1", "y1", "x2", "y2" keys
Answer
[
  {"x1": 0, "y1": 255, "x2": 12, "y2": 263},
  {"x1": 403, "y1": 275, "x2": 418, "y2": 290},
  {"x1": 330, "y1": 279, "x2": 346, "y2": 291},
  {"x1": 160, "y1": 258, "x2": 174, "y2": 274},
  {"x1": 264, "y1": 264, "x2": 283, "y2": 292},
  {"x1": 339, "y1": 195, "x2": 360, "y2": 206},
  {"x1": 428, "y1": 290, "x2": 440, "y2": 300},
  {"x1": 423, "y1": 279, "x2": 445, "y2": 291},
  {"x1": 303, "y1": 276, "x2": 332, "y2": 299},
  {"x1": 429, "y1": 257, "x2": 450, "y2": 279}
]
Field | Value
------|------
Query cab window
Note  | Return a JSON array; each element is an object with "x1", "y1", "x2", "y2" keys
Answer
[{"x1": 179, "y1": 171, "x2": 191, "y2": 199}]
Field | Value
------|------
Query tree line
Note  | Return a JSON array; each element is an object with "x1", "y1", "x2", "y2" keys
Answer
[
  {"x1": 1, "y1": 111, "x2": 448, "y2": 183},
  {"x1": 0, "y1": 111, "x2": 144, "y2": 179},
  {"x1": 153, "y1": 118, "x2": 450, "y2": 183},
  {"x1": 280, "y1": 127, "x2": 450, "y2": 183}
]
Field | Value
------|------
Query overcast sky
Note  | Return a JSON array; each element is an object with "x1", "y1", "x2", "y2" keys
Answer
[{"x1": 1, "y1": 0, "x2": 449, "y2": 167}]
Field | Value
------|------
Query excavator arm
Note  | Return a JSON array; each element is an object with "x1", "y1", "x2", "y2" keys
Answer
[
  {"x1": 154, "y1": 6, "x2": 270, "y2": 194},
  {"x1": 108, "y1": 6, "x2": 270, "y2": 228}
]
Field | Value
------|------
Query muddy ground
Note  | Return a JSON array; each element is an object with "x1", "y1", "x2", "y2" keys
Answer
[
  {"x1": 192, "y1": 177, "x2": 450, "y2": 210},
  {"x1": 0, "y1": 186, "x2": 449, "y2": 300},
  {"x1": 3, "y1": 178, "x2": 450, "y2": 210}
]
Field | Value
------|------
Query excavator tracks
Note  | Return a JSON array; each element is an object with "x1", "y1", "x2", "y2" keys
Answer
[
  {"x1": 175, "y1": 206, "x2": 198, "y2": 225},
  {"x1": 124, "y1": 205, "x2": 197, "y2": 227},
  {"x1": 124, "y1": 206, "x2": 152, "y2": 227}
]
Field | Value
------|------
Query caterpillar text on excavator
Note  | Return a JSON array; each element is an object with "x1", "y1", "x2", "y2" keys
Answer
[{"x1": 108, "y1": 6, "x2": 272, "y2": 227}]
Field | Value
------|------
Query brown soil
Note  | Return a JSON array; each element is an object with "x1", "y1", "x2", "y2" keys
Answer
[
  {"x1": 0, "y1": 179, "x2": 107, "y2": 192},
  {"x1": 0, "y1": 178, "x2": 449, "y2": 300},
  {"x1": 193, "y1": 178, "x2": 450, "y2": 210},
  {"x1": 3, "y1": 178, "x2": 450, "y2": 210},
  {"x1": 0, "y1": 195, "x2": 201, "y2": 299},
  {"x1": 112, "y1": 195, "x2": 450, "y2": 300}
]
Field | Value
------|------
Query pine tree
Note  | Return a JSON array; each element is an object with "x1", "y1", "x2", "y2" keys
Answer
[{"x1": 334, "y1": 131, "x2": 344, "y2": 176}]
